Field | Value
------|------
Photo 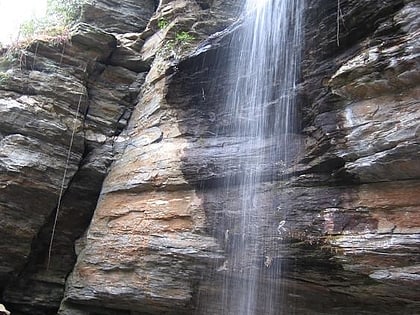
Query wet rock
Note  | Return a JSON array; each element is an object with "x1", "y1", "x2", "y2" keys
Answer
[
  {"x1": 0, "y1": 2, "x2": 149, "y2": 313},
  {"x1": 85, "y1": 64, "x2": 143, "y2": 142},
  {"x1": 1, "y1": 0, "x2": 419, "y2": 314},
  {"x1": 291, "y1": 0, "x2": 420, "y2": 309},
  {"x1": 62, "y1": 0, "x2": 420, "y2": 313},
  {"x1": 70, "y1": 23, "x2": 118, "y2": 62},
  {"x1": 80, "y1": 0, "x2": 157, "y2": 34},
  {"x1": 59, "y1": 1, "x2": 247, "y2": 314},
  {"x1": 110, "y1": 42, "x2": 151, "y2": 72},
  {"x1": 0, "y1": 72, "x2": 85, "y2": 293},
  {"x1": 62, "y1": 190, "x2": 222, "y2": 314}
]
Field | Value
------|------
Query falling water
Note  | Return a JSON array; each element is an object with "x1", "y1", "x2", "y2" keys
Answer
[{"x1": 200, "y1": 0, "x2": 304, "y2": 314}]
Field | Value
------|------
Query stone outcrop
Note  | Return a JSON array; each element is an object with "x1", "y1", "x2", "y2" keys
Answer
[
  {"x1": 80, "y1": 0, "x2": 157, "y2": 34},
  {"x1": 0, "y1": 0, "x2": 419, "y2": 314},
  {"x1": 294, "y1": 0, "x2": 419, "y2": 311},
  {"x1": 58, "y1": 1, "x2": 244, "y2": 314},
  {"x1": 0, "y1": 1, "x2": 155, "y2": 313},
  {"x1": 61, "y1": 0, "x2": 419, "y2": 314}
]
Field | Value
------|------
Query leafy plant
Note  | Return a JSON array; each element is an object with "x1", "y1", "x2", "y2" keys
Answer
[
  {"x1": 158, "y1": 18, "x2": 169, "y2": 30},
  {"x1": 18, "y1": 0, "x2": 83, "y2": 40},
  {"x1": 158, "y1": 30, "x2": 196, "y2": 59},
  {"x1": 20, "y1": 19, "x2": 38, "y2": 38},
  {"x1": 0, "y1": 42, "x2": 28, "y2": 70},
  {"x1": 175, "y1": 31, "x2": 195, "y2": 44},
  {"x1": 0, "y1": 71, "x2": 10, "y2": 85},
  {"x1": 47, "y1": 0, "x2": 83, "y2": 26}
]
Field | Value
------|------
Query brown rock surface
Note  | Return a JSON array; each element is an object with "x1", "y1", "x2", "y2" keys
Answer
[
  {"x1": 0, "y1": 0, "x2": 419, "y2": 314},
  {"x1": 0, "y1": 1, "x2": 155, "y2": 313},
  {"x1": 62, "y1": 0, "x2": 419, "y2": 314}
]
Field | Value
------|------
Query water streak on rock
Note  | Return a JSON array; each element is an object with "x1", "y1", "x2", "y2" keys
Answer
[{"x1": 213, "y1": 1, "x2": 304, "y2": 314}]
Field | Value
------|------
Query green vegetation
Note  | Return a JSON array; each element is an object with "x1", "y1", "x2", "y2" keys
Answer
[
  {"x1": 0, "y1": 0, "x2": 83, "y2": 71},
  {"x1": 0, "y1": 42, "x2": 24, "y2": 70},
  {"x1": 48, "y1": 0, "x2": 83, "y2": 26},
  {"x1": 158, "y1": 18, "x2": 169, "y2": 30},
  {"x1": 175, "y1": 31, "x2": 195, "y2": 44},
  {"x1": 156, "y1": 15, "x2": 195, "y2": 48},
  {"x1": 0, "y1": 72, "x2": 10, "y2": 85},
  {"x1": 158, "y1": 29, "x2": 196, "y2": 57},
  {"x1": 19, "y1": 0, "x2": 83, "y2": 39}
]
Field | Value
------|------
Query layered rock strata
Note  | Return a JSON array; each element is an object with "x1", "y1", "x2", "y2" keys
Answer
[
  {"x1": 0, "y1": 1, "x2": 156, "y2": 313},
  {"x1": 59, "y1": 1, "x2": 244, "y2": 314},
  {"x1": 0, "y1": 0, "x2": 419, "y2": 314},
  {"x1": 62, "y1": 0, "x2": 419, "y2": 314}
]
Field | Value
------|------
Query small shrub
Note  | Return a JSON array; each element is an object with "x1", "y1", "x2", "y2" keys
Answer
[
  {"x1": 175, "y1": 31, "x2": 195, "y2": 44},
  {"x1": 158, "y1": 30, "x2": 196, "y2": 59},
  {"x1": 18, "y1": 0, "x2": 83, "y2": 40},
  {"x1": 158, "y1": 18, "x2": 169, "y2": 30},
  {"x1": 0, "y1": 42, "x2": 28, "y2": 70},
  {"x1": 20, "y1": 19, "x2": 39, "y2": 38},
  {"x1": 0, "y1": 71, "x2": 10, "y2": 85},
  {"x1": 47, "y1": 0, "x2": 83, "y2": 26}
]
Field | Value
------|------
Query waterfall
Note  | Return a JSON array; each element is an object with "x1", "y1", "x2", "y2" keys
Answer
[{"x1": 199, "y1": 0, "x2": 304, "y2": 314}]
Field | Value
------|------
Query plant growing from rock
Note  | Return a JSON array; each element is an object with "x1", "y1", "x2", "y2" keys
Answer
[
  {"x1": 158, "y1": 29, "x2": 196, "y2": 59},
  {"x1": 158, "y1": 18, "x2": 169, "y2": 30},
  {"x1": 19, "y1": 0, "x2": 83, "y2": 40},
  {"x1": 175, "y1": 31, "x2": 195, "y2": 44},
  {"x1": 0, "y1": 71, "x2": 10, "y2": 85},
  {"x1": 48, "y1": 0, "x2": 83, "y2": 26},
  {"x1": 0, "y1": 41, "x2": 30, "y2": 70},
  {"x1": 2, "y1": 0, "x2": 79, "y2": 71}
]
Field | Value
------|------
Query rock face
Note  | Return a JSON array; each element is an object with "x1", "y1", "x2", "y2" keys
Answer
[
  {"x1": 295, "y1": 0, "x2": 419, "y2": 311},
  {"x1": 80, "y1": 0, "x2": 157, "y2": 34},
  {"x1": 0, "y1": 0, "x2": 419, "y2": 314},
  {"x1": 58, "y1": 1, "x2": 244, "y2": 314},
  {"x1": 0, "y1": 2, "x2": 155, "y2": 314}
]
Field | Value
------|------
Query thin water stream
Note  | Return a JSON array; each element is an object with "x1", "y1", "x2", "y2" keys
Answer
[{"x1": 203, "y1": 1, "x2": 304, "y2": 314}]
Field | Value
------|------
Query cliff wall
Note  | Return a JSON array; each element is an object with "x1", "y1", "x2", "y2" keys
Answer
[{"x1": 0, "y1": 0, "x2": 418, "y2": 314}]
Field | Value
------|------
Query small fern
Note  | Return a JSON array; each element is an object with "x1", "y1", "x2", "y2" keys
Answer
[
  {"x1": 158, "y1": 18, "x2": 169, "y2": 30},
  {"x1": 175, "y1": 31, "x2": 195, "y2": 44}
]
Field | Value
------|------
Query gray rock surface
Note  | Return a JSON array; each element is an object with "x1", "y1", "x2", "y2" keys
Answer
[
  {"x1": 0, "y1": 0, "x2": 419, "y2": 314},
  {"x1": 80, "y1": 0, "x2": 157, "y2": 34},
  {"x1": 0, "y1": 1, "x2": 153, "y2": 313}
]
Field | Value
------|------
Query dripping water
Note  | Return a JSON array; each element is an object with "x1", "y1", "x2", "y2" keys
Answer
[{"x1": 198, "y1": 0, "x2": 304, "y2": 314}]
